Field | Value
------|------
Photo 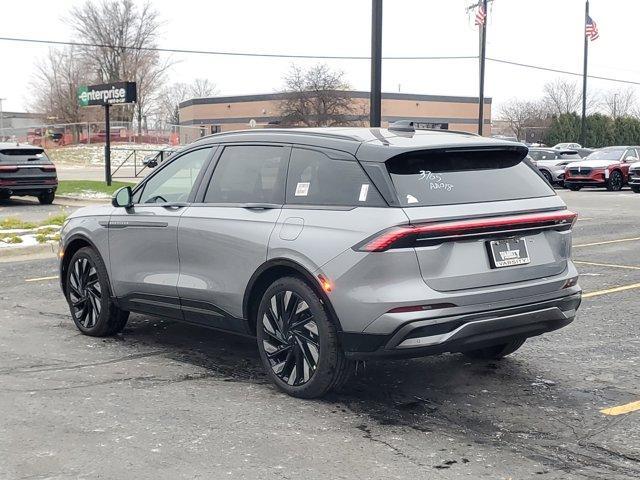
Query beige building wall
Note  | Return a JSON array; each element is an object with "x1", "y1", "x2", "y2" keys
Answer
[{"x1": 179, "y1": 92, "x2": 491, "y2": 143}]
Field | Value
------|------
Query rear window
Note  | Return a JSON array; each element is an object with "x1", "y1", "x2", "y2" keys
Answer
[{"x1": 386, "y1": 148, "x2": 555, "y2": 207}]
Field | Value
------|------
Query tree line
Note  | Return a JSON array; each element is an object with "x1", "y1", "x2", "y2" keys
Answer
[{"x1": 498, "y1": 78, "x2": 640, "y2": 147}]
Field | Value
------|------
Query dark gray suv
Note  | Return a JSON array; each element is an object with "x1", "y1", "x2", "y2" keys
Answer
[
  {"x1": 0, "y1": 143, "x2": 57, "y2": 204},
  {"x1": 59, "y1": 125, "x2": 581, "y2": 398}
]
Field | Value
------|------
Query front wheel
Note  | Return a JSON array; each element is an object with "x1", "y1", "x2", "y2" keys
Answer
[
  {"x1": 463, "y1": 338, "x2": 526, "y2": 360},
  {"x1": 631, "y1": 185, "x2": 640, "y2": 194},
  {"x1": 606, "y1": 170, "x2": 623, "y2": 191},
  {"x1": 256, "y1": 277, "x2": 351, "y2": 398},
  {"x1": 38, "y1": 191, "x2": 55, "y2": 204},
  {"x1": 541, "y1": 170, "x2": 553, "y2": 185},
  {"x1": 65, "y1": 247, "x2": 129, "y2": 336},
  {"x1": 567, "y1": 184, "x2": 582, "y2": 191}
]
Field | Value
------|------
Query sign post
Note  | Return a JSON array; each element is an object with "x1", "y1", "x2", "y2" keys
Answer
[{"x1": 77, "y1": 82, "x2": 137, "y2": 186}]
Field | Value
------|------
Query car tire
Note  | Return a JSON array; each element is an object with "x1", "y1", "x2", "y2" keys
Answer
[
  {"x1": 256, "y1": 276, "x2": 351, "y2": 399},
  {"x1": 463, "y1": 338, "x2": 526, "y2": 360},
  {"x1": 631, "y1": 186, "x2": 640, "y2": 194},
  {"x1": 0, "y1": 192, "x2": 9, "y2": 200},
  {"x1": 606, "y1": 171, "x2": 623, "y2": 191},
  {"x1": 38, "y1": 191, "x2": 55, "y2": 204},
  {"x1": 65, "y1": 247, "x2": 129, "y2": 337},
  {"x1": 567, "y1": 184, "x2": 582, "y2": 191},
  {"x1": 541, "y1": 170, "x2": 553, "y2": 184}
]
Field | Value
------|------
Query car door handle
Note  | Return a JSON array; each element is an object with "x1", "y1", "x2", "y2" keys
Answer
[
  {"x1": 162, "y1": 202, "x2": 188, "y2": 210},
  {"x1": 241, "y1": 203, "x2": 280, "y2": 210}
]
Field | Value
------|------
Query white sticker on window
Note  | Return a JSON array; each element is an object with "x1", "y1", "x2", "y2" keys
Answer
[
  {"x1": 295, "y1": 182, "x2": 310, "y2": 196},
  {"x1": 406, "y1": 194, "x2": 418, "y2": 204},
  {"x1": 358, "y1": 184, "x2": 369, "y2": 202}
]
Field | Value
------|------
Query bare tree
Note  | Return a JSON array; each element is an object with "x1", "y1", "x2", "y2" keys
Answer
[
  {"x1": 29, "y1": 47, "x2": 88, "y2": 124},
  {"x1": 542, "y1": 78, "x2": 586, "y2": 115},
  {"x1": 157, "y1": 79, "x2": 218, "y2": 126},
  {"x1": 66, "y1": 0, "x2": 165, "y2": 128},
  {"x1": 189, "y1": 78, "x2": 217, "y2": 99},
  {"x1": 602, "y1": 88, "x2": 636, "y2": 118},
  {"x1": 498, "y1": 99, "x2": 547, "y2": 141},
  {"x1": 278, "y1": 64, "x2": 356, "y2": 127}
]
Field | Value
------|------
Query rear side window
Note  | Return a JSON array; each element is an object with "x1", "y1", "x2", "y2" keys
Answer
[
  {"x1": 204, "y1": 145, "x2": 288, "y2": 204},
  {"x1": 387, "y1": 148, "x2": 555, "y2": 207},
  {"x1": 286, "y1": 148, "x2": 385, "y2": 207}
]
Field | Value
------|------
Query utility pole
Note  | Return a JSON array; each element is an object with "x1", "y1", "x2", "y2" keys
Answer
[
  {"x1": 580, "y1": 0, "x2": 589, "y2": 145},
  {"x1": 478, "y1": 0, "x2": 488, "y2": 136},
  {"x1": 0, "y1": 98, "x2": 5, "y2": 141},
  {"x1": 370, "y1": 0, "x2": 383, "y2": 127},
  {"x1": 467, "y1": 0, "x2": 493, "y2": 135}
]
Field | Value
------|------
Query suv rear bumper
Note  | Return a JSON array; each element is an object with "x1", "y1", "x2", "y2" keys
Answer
[
  {"x1": 0, "y1": 184, "x2": 57, "y2": 196},
  {"x1": 339, "y1": 291, "x2": 580, "y2": 359}
]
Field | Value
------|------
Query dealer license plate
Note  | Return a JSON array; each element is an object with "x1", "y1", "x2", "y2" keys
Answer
[{"x1": 487, "y1": 238, "x2": 531, "y2": 268}]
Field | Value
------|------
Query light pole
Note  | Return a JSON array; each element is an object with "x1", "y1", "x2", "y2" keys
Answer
[
  {"x1": 0, "y1": 98, "x2": 5, "y2": 141},
  {"x1": 370, "y1": 0, "x2": 383, "y2": 127}
]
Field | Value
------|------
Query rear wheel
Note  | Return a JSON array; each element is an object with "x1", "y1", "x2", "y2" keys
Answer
[
  {"x1": 256, "y1": 276, "x2": 351, "y2": 398},
  {"x1": 606, "y1": 170, "x2": 623, "y2": 191},
  {"x1": 463, "y1": 338, "x2": 526, "y2": 360},
  {"x1": 632, "y1": 185, "x2": 640, "y2": 194},
  {"x1": 65, "y1": 247, "x2": 129, "y2": 337},
  {"x1": 38, "y1": 191, "x2": 55, "y2": 204}
]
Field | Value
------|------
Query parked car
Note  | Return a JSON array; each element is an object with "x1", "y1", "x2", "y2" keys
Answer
[
  {"x1": 564, "y1": 146, "x2": 640, "y2": 191},
  {"x1": 553, "y1": 142, "x2": 581, "y2": 150},
  {"x1": 0, "y1": 143, "x2": 57, "y2": 204},
  {"x1": 628, "y1": 161, "x2": 640, "y2": 193},
  {"x1": 58, "y1": 125, "x2": 581, "y2": 398},
  {"x1": 528, "y1": 148, "x2": 582, "y2": 185}
]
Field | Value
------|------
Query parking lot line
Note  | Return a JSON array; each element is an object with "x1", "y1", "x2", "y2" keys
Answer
[
  {"x1": 600, "y1": 400, "x2": 640, "y2": 416},
  {"x1": 574, "y1": 236, "x2": 640, "y2": 248},
  {"x1": 24, "y1": 275, "x2": 59, "y2": 283},
  {"x1": 583, "y1": 282, "x2": 640, "y2": 299},
  {"x1": 574, "y1": 260, "x2": 640, "y2": 271}
]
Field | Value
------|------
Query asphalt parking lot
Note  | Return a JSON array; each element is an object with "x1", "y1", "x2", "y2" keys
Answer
[{"x1": 1, "y1": 189, "x2": 639, "y2": 480}]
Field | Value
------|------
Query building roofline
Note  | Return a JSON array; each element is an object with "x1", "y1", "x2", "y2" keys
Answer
[{"x1": 179, "y1": 91, "x2": 492, "y2": 109}]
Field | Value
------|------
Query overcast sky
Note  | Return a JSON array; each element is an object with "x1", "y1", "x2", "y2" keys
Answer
[{"x1": 1, "y1": 0, "x2": 638, "y2": 114}]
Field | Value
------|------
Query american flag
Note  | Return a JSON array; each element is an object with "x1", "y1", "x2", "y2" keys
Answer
[
  {"x1": 586, "y1": 15, "x2": 599, "y2": 41},
  {"x1": 475, "y1": 5, "x2": 486, "y2": 26}
]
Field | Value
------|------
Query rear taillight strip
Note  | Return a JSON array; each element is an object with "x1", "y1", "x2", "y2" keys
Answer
[{"x1": 358, "y1": 210, "x2": 577, "y2": 252}]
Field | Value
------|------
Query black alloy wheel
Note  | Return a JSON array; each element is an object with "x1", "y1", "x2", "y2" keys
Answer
[
  {"x1": 65, "y1": 247, "x2": 128, "y2": 336},
  {"x1": 260, "y1": 289, "x2": 319, "y2": 387},
  {"x1": 256, "y1": 277, "x2": 351, "y2": 398},
  {"x1": 68, "y1": 256, "x2": 102, "y2": 328},
  {"x1": 541, "y1": 170, "x2": 553, "y2": 184},
  {"x1": 607, "y1": 170, "x2": 623, "y2": 191}
]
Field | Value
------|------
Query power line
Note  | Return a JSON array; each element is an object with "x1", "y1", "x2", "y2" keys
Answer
[
  {"x1": 0, "y1": 36, "x2": 474, "y2": 61},
  {"x1": 487, "y1": 57, "x2": 640, "y2": 86},
  {"x1": 2, "y1": 35, "x2": 640, "y2": 86}
]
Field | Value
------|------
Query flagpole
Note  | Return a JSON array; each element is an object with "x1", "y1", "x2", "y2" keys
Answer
[
  {"x1": 478, "y1": 0, "x2": 488, "y2": 136},
  {"x1": 580, "y1": 0, "x2": 589, "y2": 145}
]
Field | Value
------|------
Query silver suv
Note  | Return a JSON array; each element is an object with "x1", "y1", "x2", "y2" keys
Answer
[{"x1": 59, "y1": 126, "x2": 581, "y2": 398}]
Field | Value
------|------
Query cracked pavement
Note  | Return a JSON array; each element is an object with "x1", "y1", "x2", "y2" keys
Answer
[{"x1": 0, "y1": 189, "x2": 639, "y2": 479}]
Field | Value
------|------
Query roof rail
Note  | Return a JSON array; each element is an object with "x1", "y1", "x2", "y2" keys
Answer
[
  {"x1": 195, "y1": 128, "x2": 361, "y2": 143},
  {"x1": 388, "y1": 120, "x2": 478, "y2": 136}
]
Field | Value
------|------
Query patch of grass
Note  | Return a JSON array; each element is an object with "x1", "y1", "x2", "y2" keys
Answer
[
  {"x1": 35, "y1": 232, "x2": 59, "y2": 244},
  {"x1": 2, "y1": 235, "x2": 23, "y2": 244},
  {"x1": 0, "y1": 217, "x2": 37, "y2": 230},
  {"x1": 56, "y1": 180, "x2": 135, "y2": 197},
  {"x1": 42, "y1": 213, "x2": 69, "y2": 226}
]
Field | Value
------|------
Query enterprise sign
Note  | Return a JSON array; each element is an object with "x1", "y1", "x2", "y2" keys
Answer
[{"x1": 78, "y1": 82, "x2": 137, "y2": 107}]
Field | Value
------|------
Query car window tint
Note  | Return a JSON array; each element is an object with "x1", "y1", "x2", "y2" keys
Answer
[
  {"x1": 204, "y1": 146, "x2": 288, "y2": 204},
  {"x1": 286, "y1": 148, "x2": 385, "y2": 207},
  {"x1": 387, "y1": 149, "x2": 554, "y2": 207},
  {"x1": 138, "y1": 147, "x2": 211, "y2": 204}
]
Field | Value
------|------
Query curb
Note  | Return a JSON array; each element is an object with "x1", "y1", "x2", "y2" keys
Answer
[{"x1": 0, "y1": 242, "x2": 57, "y2": 260}]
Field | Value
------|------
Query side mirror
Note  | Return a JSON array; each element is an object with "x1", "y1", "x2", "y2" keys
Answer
[{"x1": 112, "y1": 186, "x2": 133, "y2": 208}]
